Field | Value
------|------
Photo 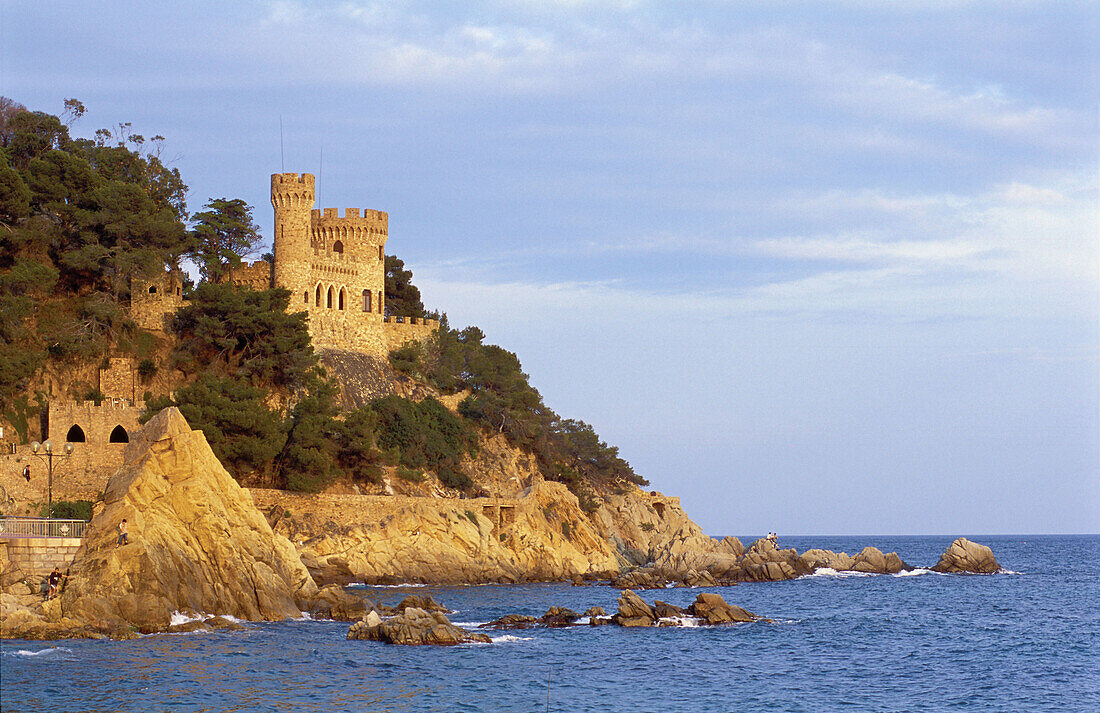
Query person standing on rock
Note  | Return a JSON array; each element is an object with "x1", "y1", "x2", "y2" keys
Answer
[
  {"x1": 46, "y1": 567, "x2": 66, "y2": 599},
  {"x1": 117, "y1": 519, "x2": 129, "y2": 548}
]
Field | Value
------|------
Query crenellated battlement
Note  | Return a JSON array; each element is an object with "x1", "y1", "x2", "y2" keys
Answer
[
  {"x1": 311, "y1": 208, "x2": 388, "y2": 237},
  {"x1": 267, "y1": 171, "x2": 436, "y2": 357},
  {"x1": 271, "y1": 172, "x2": 316, "y2": 188},
  {"x1": 271, "y1": 173, "x2": 316, "y2": 209}
]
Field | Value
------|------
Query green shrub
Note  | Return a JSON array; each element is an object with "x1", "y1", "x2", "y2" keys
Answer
[
  {"x1": 369, "y1": 395, "x2": 476, "y2": 490},
  {"x1": 396, "y1": 466, "x2": 425, "y2": 482},
  {"x1": 436, "y1": 467, "x2": 473, "y2": 490},
  {"x1": 41, "y1": 500, "x2": 94, "y2": 520},
  {"x1": 145, "y1": 374, "x2": 285, "y2": 479},
  {"x1": 388, "y1": 341, "x2": 423, "y2": 377},
  {"x1": 464, "y1": 509, "x2": 479, "y2": 526},
  {"x1": 561, "y1": 521, "x2": 573, "y2": 539},
  {"x1": 137, "y1": 358, "x2": 158, "y2": 378},
  {"x1": 334, "y1": 406, "x2": 385, "y2": 484}
]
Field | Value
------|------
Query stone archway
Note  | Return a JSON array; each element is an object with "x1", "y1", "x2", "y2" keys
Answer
[
  {"x1": 109, "y1": 425, "x2": 129, "y2": 443},
  {"x1": 65, "y1": 424, "x2": 86, "y2": 442}
]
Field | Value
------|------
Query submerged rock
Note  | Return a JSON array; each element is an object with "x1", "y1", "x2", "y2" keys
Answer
[
  {"x1": 479, "y1": 614, "x2": 538, "y2": 630},
  {"x1": 931, "y1": 538, "x2": 1001, "y2": 574},
  {"x1": 347, "y1": 607, "x2": 491, "y2": 645},
  {"x1": 539, "y1": 606, "x2": 581, "y2": 627}
]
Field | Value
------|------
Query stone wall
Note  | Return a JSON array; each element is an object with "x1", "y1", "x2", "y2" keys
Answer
[
  {"x1": 131, "y1": 271, "x2": 184, "y2": 332},
  {"x1": 0, "y1": 400, "x2": 144, "y2": 508},
  {"x1": 0, "y1": 537, "x2": 83, "y2": 579},
  {"x1": 98, "y1": 358, "x2": 135, "y2": 401},
  {"x1": 383, "y1": 316, "x2": 440, "y2": 350},
  {"x1": 227, "y1": 260, "x2": 273, "y2": 290},
  {"x1": 249, "y1": 489, "x2": 522, "y2": 535}
]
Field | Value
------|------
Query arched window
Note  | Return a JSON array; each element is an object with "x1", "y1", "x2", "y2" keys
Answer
[
  {"x1": 65, "y1": 425, "x2": 86, "y2": 443},
  {"x1": 148, "y1": 285, "x2": 157, "y2": 294},
  {"x1": 315, "y1": 284, "x2": 322, "y2": 306},
  {"x1": 378, "y1": 294, "x2": 383, "y2": 313},
  {"x1": 363, "y1": 290, "x2": 372, "y2": 312},
  {"x1": 333, "y1": 240, "x2": 344, "y2": 254},
  {"x1": 109, "y1": 425, "x2": 129, "y2": 443},
  {"x1": 304, "y1": 291, "x2": 309, "y2": 304},
  {"x1": 327, "y1": 286, "x2": 334, "y2": 308},
  {"x1": 338, "y1": 288, "x2": 346, "y2": 310},
  {"x1": 378, "y1": 246, "x2": 383, "y2": 261}
]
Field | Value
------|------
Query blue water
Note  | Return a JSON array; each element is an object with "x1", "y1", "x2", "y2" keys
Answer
[{"x1": 3, "y1": 535, "x2": 1098, "y2": 712}]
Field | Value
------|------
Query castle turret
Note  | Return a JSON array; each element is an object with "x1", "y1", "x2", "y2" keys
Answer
[
  {"x1": 267, "y1": 170, "x2": 435, "y2": 356},
  {"x1": 271, "y1": 173, "x2": 316, "y2": 306}
]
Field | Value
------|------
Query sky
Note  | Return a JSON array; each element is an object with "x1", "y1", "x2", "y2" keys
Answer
[{"x1": 4, "y1": 0, "x2": 1097, "y2": 535}]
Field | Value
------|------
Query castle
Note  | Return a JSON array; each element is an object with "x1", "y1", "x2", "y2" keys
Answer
[
  {"x1": 133, "y1": 172, "x2": 438, "y2": 355},
  {"x1": 0, "y1": 176, "x2": 441, "y2": 509}
]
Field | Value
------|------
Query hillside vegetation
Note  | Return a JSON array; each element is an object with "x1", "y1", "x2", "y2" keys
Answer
[{"x1": 0, "y1": 98, "x2": 646, "y2": 499}]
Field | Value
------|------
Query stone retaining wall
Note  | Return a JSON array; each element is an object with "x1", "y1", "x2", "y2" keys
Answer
[
  {"x1": 249, "y1": 489, "x2": 522, "y2": 534},
  {"x1": 0, "y1": 537, "x2": 83, "y2": 579}
]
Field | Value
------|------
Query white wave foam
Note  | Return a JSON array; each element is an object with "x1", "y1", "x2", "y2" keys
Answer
[
  {"x1": 803, "y1": 568, "x2": 876, "y2": 579},
  {"x1": 490, "y1": 634, "x2": 533, "y2": 643},
  {"x1": 451, "y1": 621, "x2": 489, "y2": 628},
  {"x1": 656, "y1": 616, "x2": 704, "y2": 627},
  {"x1": 170, "y1": 611, "x2": 203, "y2": 626},
  {"x1": 998, "y1": 569, "x2": 1023, "y2": 575},
  {"x1": 171, "y1": 611, "x2": 248, "y2": 626},
  {"x1": 893, "y1": 568, "x2": 945, "y2": 577},
  {"x1": 10, "y1": 647, "x2": 72, "y2": 657},
  {"x1": 354, "y1": 583, "x2": 428, "y2": 588}
]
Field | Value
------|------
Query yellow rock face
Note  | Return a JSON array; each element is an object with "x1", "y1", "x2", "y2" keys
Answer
[{"x1": 59, "y1": 407, "x2": 318, "y2": 632}]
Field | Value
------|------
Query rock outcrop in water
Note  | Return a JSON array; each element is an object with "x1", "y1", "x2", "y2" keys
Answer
[
  {"x1": 347, "y1": 607, "x2": 491, "y2": 645},
  {"x1": 931, "y1": 538, "x2": 1001, "y2": 574}
]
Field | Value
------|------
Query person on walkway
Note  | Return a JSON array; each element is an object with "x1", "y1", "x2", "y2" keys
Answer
[
  {"x1": 22, "y1": 464, "x2": 30, "y2": 481},
  {"x1": 116, "y1": 519, "x2": 129, "y2": 548},
  {"x1": 46, "y1": 567, "x2": 66, "y2": 599}
]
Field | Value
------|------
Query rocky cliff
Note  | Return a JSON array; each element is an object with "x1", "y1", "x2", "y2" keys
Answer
[{"x1": 1, "y1": 408, "x2": 339, "y2": 638}]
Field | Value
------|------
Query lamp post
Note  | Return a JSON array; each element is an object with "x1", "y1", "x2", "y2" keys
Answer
[{"x1": 29, "y1": 439, "x2": 74, "y2": 518}]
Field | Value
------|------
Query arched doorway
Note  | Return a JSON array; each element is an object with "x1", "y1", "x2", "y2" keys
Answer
[
  {"x1": 65, "y1": 424, "x2": 86, "y2": 442},
  {"x1": 109, "y1": 425, "x2": 129, "y2": 443}
]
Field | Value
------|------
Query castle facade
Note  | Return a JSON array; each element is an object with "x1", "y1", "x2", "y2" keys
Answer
[{"x1": 133, "y1": 173, "x2": 437, "y2": 355}]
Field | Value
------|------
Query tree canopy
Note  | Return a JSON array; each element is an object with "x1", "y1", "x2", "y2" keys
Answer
[
  {"x1": 171, "y1": 282, "x2": 315, "y2": 389},
  {"x1": 187, "y1": 197, "x2": 261, "y2": 284},
  {"x1": 384, "y1": 254, "x2": 425, "y2": 318}
]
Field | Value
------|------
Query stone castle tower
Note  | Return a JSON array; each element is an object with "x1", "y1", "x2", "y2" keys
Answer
[
  {"x1": 270, "y1": 172, "x2": 391, "y2": 354},
  {"x1": 266, "y1": 173, "x2": 437, "y2": 356},
  {"x1": 134, "y1": 173, "x2": 437, "y2": 356}
]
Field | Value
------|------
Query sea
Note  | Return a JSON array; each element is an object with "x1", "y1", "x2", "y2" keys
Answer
[{"x1": 2, "y1": 535, "x2": 1097, "y2": 712}]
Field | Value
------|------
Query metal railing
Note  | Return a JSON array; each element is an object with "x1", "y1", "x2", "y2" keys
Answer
[{"x1": 0, "y1": 516, "x2": 87, "y2": 539}]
